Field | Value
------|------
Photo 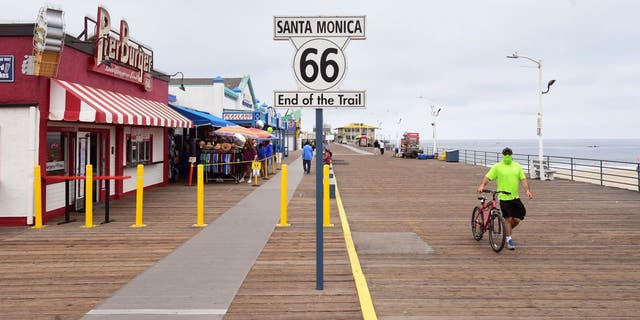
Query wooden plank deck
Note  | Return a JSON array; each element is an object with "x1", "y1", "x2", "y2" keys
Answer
[
  {"x1": 0, "y1": 152, "x2": 301, "y2": 320},
  {"x1": 225, "y1": 159, "x2": 361, "y2": 319},
  {"x1": 2, "y1": 144, "x2": 639, "y2": 319},
  {"x1": 328, "y1": 144, "x2": 640, "y2": 319}
]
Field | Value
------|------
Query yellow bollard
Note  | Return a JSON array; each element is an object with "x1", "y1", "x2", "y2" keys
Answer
[
  {"x1": 193, "y1": 164, "x2": 208, "y2": 227},
  {"x1": 82, "y1": 164, "x2": 96, "y2": 228},
  {"x1": 272, "y1": 155, "x2": 276, "y2": 173},
  {"x1": 252, "y1": 160, "x2": 261, "y2": 187},
  {"x1": 277, "y1": 152, "x2": 282, "y2": 170},
  {"x1": 32, "y1": 165, "x2": 45, "y2": 229},
  {"x1": 262, "y1": 159, "x2": 269, "y2": 180},
  {"x1": 277, "y1": 164, "x2": 290, "y2": 227},
  {"x1": 131, "y1": 164, "x2": 146, "y2": 228},
  {"x1": 323, "y1": 164, "x2": 333, "y2": 227}
]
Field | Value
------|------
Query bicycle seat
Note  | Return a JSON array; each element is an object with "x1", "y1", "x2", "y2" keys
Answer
[{"x1": 477, "y1": 197, "x2": 485, "y2": 200}]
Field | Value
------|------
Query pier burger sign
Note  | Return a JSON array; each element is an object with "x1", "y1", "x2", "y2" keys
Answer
[{"x1": 90, "y1": 7, "x2": 154, "y2": 91}]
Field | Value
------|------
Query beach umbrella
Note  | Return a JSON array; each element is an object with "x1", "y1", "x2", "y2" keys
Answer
[
  {"x1": 246, "y1": 127, "x2": 276, "y2": 140},
  {"x1": 212, "y1": 126, "x2": 259, "y2": 139}
]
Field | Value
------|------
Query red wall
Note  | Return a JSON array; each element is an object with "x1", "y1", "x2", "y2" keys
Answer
[
  {"x1": 0, "y1": 36, "x2": 169, "y2": 108},
  {"x1": 0, "y1": 37, "x2": 50, "y2": 105}
]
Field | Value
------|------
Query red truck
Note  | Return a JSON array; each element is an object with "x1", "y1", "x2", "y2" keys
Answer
[{"x1": 400, "y1": 132, "x2": 420, "y2": 158}]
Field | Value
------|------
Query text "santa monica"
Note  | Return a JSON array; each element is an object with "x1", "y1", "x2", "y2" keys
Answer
[{"x1": 273, "y1": 16, "x2": 366, "y2": 40}]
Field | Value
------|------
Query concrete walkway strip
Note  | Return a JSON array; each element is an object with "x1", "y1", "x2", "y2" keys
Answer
[
  {"x1": 86, "y1": 309, "x2": 226, "y2": 315},
  {"x1": 340, "y1": 143, "x2": 374, "y2": 155},
  {"x1": 82, "y1": 157, "x2": 305, "y2": 320}
]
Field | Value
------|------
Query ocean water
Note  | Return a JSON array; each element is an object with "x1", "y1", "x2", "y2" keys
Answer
[{"x1": 420, "y1": 139, "x2": 640, "y2": 164}]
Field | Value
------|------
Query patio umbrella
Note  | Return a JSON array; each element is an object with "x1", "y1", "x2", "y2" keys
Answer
[
  {"x1": 246, "y1": 127, "x2": 276, "y2": 140},
  {"x1": 212, "y1": 126, "x2": 259, "y2": 139}
]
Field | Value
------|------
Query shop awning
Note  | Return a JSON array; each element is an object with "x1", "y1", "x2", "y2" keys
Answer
[
  {"x1": 169, "y1": 104, "x2": 236, "y2": 127},
  {"x1": 49, "y1": 79, "x2": 192, "y2": 128}
]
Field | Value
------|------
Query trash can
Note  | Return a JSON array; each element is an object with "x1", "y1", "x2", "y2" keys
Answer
[{"x1": 446, "y1": 150, "x2": 459, "y2": 162}]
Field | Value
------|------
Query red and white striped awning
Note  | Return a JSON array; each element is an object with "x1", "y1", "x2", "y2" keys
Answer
[{"x1": 49, "y1": 79, "x2": 192, "y2": 128}]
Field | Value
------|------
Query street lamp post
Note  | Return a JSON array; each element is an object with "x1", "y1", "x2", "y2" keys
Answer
[
  {"x1": 396, "y1": 118, "x2": 402, "y2": 156},
  {"x1": 430, "y1": 105, "x2": 442, "y2": 156},
  {"x1": 507, "y1": 53, "x2": 556, "y2": 179},
  {"x1": 418, "y1": 96, "x2": 442, "y2": 156}
]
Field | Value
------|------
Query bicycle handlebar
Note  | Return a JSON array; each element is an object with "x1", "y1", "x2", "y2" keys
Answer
[
  {"x1": 480, "y1": 189, "x2": 511, "y2": 195},
  {"x1": 479, "y1": 189, "x2": 512, "y2": 200}
]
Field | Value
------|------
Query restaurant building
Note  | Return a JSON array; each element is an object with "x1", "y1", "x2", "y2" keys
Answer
[
  {"x1": 336, "y1": 123, "x2": 379, "y2": 145},
  {"x1": 0, "y1": 7, "x2": 192, "y2": 226}
]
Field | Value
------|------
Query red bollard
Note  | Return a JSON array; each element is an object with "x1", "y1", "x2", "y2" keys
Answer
[{"x1": 188, "y1": 163, "x2": 194, "y2": 186}]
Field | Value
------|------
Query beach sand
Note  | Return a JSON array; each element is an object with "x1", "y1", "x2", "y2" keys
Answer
[{"x1": 546, "y1": 167, "x2": 639, "y2": 191}]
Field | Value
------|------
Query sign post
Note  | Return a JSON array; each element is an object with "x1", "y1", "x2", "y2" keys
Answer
[{"x1": 274, "y1": 16, "x2": 366, "y2": 290}]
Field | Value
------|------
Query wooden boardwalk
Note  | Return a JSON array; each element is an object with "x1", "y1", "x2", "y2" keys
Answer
[
  {"x1": 331, "y1": 144, "x2": 639, "y2": 319},
  {"x1": 1, "y1": 144, "x2": 639, "y2": 319},
  {"x1": 225, "y1": 159, "x2": 360, "y2": 319},
  {"x1": 227, "y1": 143, "x2": 640, "y2": 319},
  {"x1": 0, "y1": 152, "x2": 300, "y2": 320}
]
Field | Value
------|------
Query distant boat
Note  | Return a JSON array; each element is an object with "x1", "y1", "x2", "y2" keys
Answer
[{"x1": 587, "y1": 145, "x2": 599, "y2": 148}]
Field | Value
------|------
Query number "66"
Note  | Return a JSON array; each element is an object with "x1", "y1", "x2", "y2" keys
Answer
[{"x1": 293, "y1": 39, "x2": 346, "y2": 91}]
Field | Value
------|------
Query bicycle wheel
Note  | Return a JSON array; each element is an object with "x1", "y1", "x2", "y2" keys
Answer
[
  {"x1": 471, "y1": 206, "x2": 484, "y2": 241},
  {"x1": 488, "y1": 209, "x2": 506, "y2": 252}
]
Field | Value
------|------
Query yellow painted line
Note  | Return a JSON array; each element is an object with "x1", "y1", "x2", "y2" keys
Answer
[{"x1": 334, "y1": 178, "x2": 377, "y2": 320}]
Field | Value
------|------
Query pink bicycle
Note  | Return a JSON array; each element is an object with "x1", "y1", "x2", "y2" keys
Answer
[{"x1": 471, "y1": 190, "x2": 510, "y2": 252}]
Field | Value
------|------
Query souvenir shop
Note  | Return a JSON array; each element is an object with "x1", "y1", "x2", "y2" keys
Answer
[
  {"x1": 0, "y1": 7, "x2": 192, "y2": 225},
  {"x1": 168, "y1": 75, "x2": 286, "y2": 182}
]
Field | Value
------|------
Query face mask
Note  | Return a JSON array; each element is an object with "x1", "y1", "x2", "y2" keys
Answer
[{"x1": 503, "y1": 155, "x2": 513, "y2": 164}]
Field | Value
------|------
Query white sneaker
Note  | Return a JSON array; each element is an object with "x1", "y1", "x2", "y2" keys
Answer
[
  {"x1": 507, "y1": 238, "x2": 515, "y2": 250},
  {"x1": 239, "y1": 178, "x2": 245, "y2": 183},
  {"x1": 248, "y1": 179, "x2": 252, "y2": 184}
]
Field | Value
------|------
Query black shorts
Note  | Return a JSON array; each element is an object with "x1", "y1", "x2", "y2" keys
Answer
[{"x1": 500, "y1": 198, "x2": 526, "y2": 220}]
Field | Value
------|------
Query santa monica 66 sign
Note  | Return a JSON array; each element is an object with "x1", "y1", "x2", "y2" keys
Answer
[{"x1": 273, "y1": 16, "x2": 366, "y2": 108}]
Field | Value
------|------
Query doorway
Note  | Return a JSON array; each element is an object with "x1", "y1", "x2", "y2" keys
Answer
[{"x1": 74, "y1": 131, "x2": 103, "y2": 210}]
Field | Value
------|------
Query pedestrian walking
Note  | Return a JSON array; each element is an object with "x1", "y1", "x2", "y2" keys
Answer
[
  {"x1": 477, "y1": 147, "x2": 533, "y2": 250},
  {"x1": 302, "y1": 141, "x2": 313, "y2": 174}
]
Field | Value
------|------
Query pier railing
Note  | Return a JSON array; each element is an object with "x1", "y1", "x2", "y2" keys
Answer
[{"x1": 431, "y1": 147, "x2": 640, "y2": 192}]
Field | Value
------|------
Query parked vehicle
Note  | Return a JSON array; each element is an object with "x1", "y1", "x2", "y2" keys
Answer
[{"x1": 401, "y1": 132, "x2": 420, "y2": 158}]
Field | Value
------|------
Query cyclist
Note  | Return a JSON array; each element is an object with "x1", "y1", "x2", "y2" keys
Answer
[{"x1": 477, "y1": 147, "x2": 533, "y2": 250}]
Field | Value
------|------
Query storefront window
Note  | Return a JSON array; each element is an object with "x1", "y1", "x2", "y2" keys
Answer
[
  {"x1": 46, "y1": 132, "x2": 67, "y2": 175},
  {"x1": 126, "y1": 134, "x2": 152, "y2": 166}
]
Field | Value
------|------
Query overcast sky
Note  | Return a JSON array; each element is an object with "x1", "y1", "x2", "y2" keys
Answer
[{"x1": 3, "y1": 0, "x2": 639, "y2": 140}]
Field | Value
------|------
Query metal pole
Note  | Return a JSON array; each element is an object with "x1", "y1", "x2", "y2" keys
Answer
[
  {"x1": 315, "y1": 108, "x2": 324, "y2": 290},
  {"x1": 600, "y1": 160, "x2": 604, "y2": 186},
  {"x1": 571, "y1": 158, "x2": 574, "y2": 180},
  {"x1": 32, "y1": 165, "x2": 44, "y2": 229},
  {"x1": 58, "y1": 179, "x2": 76, "y2": 225},
  {"x1": 537, "y1": 60, "x2": 545, "y2": 180},
  {"x1": 131, "y1": 165, "x2": 146, "y2": 228},
  {"x1": 83, "y1": 164, "x2": 95, "y2": 228},
  {"x1": 103, "y1": 180, "x2": 111, "y2": 224},
  {"x1": 277, "y1": 164, "x2": 290, "y2": 227},
  {"x1": 284, "y1": 122, "x2": 289, "y2": 157},
  {"x1": 432, "y1": 121, "x2": 437, "y2": 157},
  {"x1": 636, "y1": 163, "x2": 639, "y2": 192},
  {"x1": 194, "y1": 164, "x2": 207, "y2": 227}
]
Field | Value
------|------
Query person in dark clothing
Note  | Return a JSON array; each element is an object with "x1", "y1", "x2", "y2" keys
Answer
[
  {"x1": 241, "y1": 139, "x2": 257, "y2": 183},
  {"x1": 323, "y1": 146, "x2": 332, "y2": 164}
]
